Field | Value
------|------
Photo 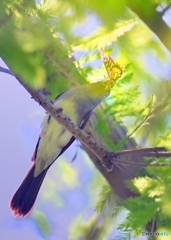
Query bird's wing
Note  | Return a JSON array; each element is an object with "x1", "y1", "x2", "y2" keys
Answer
[
  {"x1": 56, "y1": 109, "x2": 93, "y2": 158},
  {"x1": 32, "y1": 108, "x2": 93, "y2": 177}
]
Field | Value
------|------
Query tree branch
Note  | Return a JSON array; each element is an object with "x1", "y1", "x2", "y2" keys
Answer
[
  {"x1": 1, "y1": 66, "x2": 171, "y2": 170},
  {"x1": 126, "y1": 0, "x2": 171, "y2": 52}
]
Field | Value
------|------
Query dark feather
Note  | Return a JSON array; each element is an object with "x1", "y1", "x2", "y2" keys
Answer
[{"x1": 10, "y1": 164, "x2": 49, "y2": 217}]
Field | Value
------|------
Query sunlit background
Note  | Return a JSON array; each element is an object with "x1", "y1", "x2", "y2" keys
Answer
[{"x1": 1, "y1": 0, "x2": 171, "y2": 239}]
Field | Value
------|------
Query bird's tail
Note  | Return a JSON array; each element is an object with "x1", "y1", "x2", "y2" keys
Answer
[{"x1": 10, "y1": 164, "x2": 48, "y2": 217}]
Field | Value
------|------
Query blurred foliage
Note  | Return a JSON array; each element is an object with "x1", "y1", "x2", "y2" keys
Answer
[
  {"x1": 32, "y1": 210, "x2": 51, "y2": 239},
  {"x1": 73, "y1": 19, "x2": 138, "y2": 50},
  {"x1": 119, "y1": 165, "x2": 171, "y2": 236},
  {"x1": 112, "y1": 232, "x2": 132, "y2": 240},
  {"x1": 1, "y1": 0, "x2": 171, "y2": 239}
]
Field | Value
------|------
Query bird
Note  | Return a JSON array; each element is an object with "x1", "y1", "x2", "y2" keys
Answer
[{"x1": 10, "y1": 54, "x2": 123, "y2": 217}]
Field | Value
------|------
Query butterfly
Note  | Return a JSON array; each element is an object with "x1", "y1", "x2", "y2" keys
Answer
[{"x1": 100, "y1": 49, "x2": 124, "y2": 83}]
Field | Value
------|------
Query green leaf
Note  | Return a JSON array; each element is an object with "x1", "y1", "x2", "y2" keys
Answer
[
  {"x1": 74, "y1": 19, "x2": 138, "y2": 50},
  {"x1": 32, "y1": 210, "x2": 51, "y2": 239}
]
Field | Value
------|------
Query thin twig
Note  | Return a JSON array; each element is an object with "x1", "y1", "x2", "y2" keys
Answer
[
  {"x1": 113, "y1": 158, "x2": 170, "y2": 168},
  {"x1": 0, "y1": 66, "x2": 14, "y2": 76},
  {"x1": 115, "y1": 147, "x2": 171, "y2": 158},
  {"x1": 161, "y1": 2, "x2": 171, "y2": 16}
]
